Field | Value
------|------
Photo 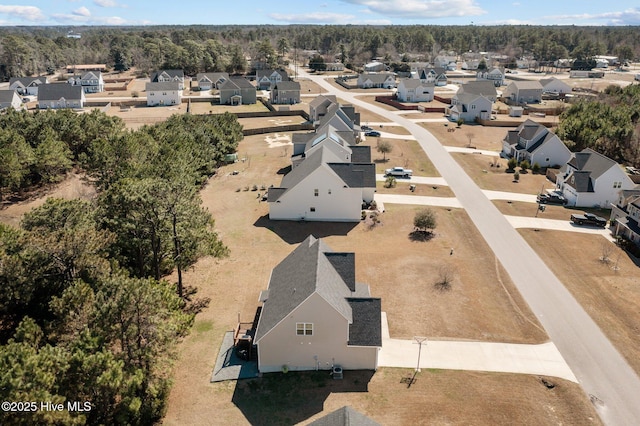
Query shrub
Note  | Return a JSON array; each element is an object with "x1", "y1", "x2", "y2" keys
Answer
[
  {"x1": 520, "y1": 160, "x2": 530, "y2": 172},
  {"x1": 384, "y1": 176, "x2": 397, "y2": 188},
  {"x1": 456, "y1": 118, "x2": 464, "y2": 127},
  {"x1": 532, "y1": 162, "x2": 541, "y2": 174},
  {"x1": 507, "y1": 157, "x2": 517, "y2": 170},
  {"x1": 513, "y1": 171, "x2": 520, "y2": 182}
]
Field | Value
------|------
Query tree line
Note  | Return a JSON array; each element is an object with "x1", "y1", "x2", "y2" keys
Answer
[
  {"x1": 1, "y1": 25, "x2": 639, "y2": 80},
  {"x1": 0, "y1": 110, "x2": 243, "y2": 424},
  {"x1": 557, "y1": 84, "x2": 640, "y2": 167}
]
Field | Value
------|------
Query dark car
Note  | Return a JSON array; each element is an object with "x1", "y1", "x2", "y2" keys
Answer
[
  {"x1": 537, "y1": 193, "x2": 567, "y2": 205},
  {"x1": 361, "y1": 125, "x2": 372, "y2": 131},
  {"x1": 365, "y1": 130, "x2": 381, "y2": 137}
]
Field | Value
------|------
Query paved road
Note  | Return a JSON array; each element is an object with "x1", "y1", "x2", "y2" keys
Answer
[
  {"x1": 298, "y1": 68, "x2": 640, "y2": 425},
  {"x1": 379, "y1": 313, "x2": 577, "y2": 382}
]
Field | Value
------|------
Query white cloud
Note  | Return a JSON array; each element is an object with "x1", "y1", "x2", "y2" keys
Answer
[
  {"x1": 340, "y1": 0, "x2": 486, "y2": 19},
  {"x1": 73, "y1": 7, "x2": 91, "y2": 17},
  {"x1": 0, "y1": 5, "x2": 46, "y2": 22},
  {"x1": 269, "y1": 12, "x2": 355, "y2": 24},
  {"x1": 94, "y1": 0, "x2": 118, "y2": 7},
  {"x1": 544, "y1": 8, "x2": 640, "y2": 25},
  {"x1": 51, "y1": 13, "x2": 130, "y2": 25}
]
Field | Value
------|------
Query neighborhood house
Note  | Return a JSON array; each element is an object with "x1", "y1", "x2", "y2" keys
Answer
[
  {"x1": 37, "y1": 84, "x2": 85, "y2": 109},
  {"x1": 610, "y1": 190, "x2": 640, "y2": 248},
  {"x1": 396, "y1": 79, "x2": 434, "y2": 102},
  {"x1": 254, "y1": 236, "x2": 382, "y2": 373},
  {"x1": 151, "y1": 69, "x2": 185, "y2": 90},
  {"x1": 502, "y1": 119, "x2": 572, "y2": 167},
  {"x1": 9, "y1": 76, "x2": 49, "y2": 96},
  {"x1": 146, "y1": 81, "x2": 182, "y2": 106},
  {"x1": 357, "y1": 73, "x2": 396, "y2": 89}
]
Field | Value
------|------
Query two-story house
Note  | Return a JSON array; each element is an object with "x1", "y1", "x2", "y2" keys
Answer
[
  {"x1": 150, "y1": 70, "x2": 185, "y2": 90},
  {"x1": 501, "y1": 119, "x2": 572, "y2": 167},
  {"x1": 396, "y1": 79, "x2": 434, "y2": 102},
  {"x1": 357, "y1": 73, "x2": 396, "y2": 89},
  {"x1": 415, "y1": 67, "x2": 447, "y2": 86},
  {"x1": 254, "y1": 235, "x2": 381, "y2": 373},
  {"x1": 256, "y1": 69, "x2": 289, "y2": 90},
  {"x1": 447, "y1": 81, "x2": 496, "y2": 123},
  {"x1": 68, "y1": 71, "x2": 104, "y2": 93},
  {"x1": 146, "y1": 81, "x2": 182, "y2": 106},
  {"x1": 270, "y1": 81, "x2": 301, "y2": 104},
  {"x1": 0, "y1": 90, "x2": 22, "y2": 110},
  {"x1": 477, "y1": 67, "x2": 505, "y2": 87},
  {"x1": 195, "y1": 72, "x2": 229, "y2": 91},
  {"x1": 503, "y1": 81, "x2": 543, "y2": 104},
  {"x1": 219, "y1": 77, "x2": 257, "y2": 105},
  {"x1": 610, "y1": 190, "x2": 640, "y2": 248},
  {"x1": 555, "y1": 148, "x2": 636, "y2": 207},
  {"x1": 37, "y1": 84, "x2": 85, "y2": 109}
]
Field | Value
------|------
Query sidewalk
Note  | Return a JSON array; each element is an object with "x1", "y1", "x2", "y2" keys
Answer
[{"x1": 378, "y1": 313, "x2": 578, "y2": 383}]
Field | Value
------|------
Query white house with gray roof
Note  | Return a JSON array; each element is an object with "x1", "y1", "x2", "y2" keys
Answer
[
  {"x1": 254, "y1": 236, "x2": 381, "y2": 373},
  {"x1": 502, "y1": 119, "x2": 571, "y2": 167},
  {"x1": 37, "y1": 84, "x2": 85, "y2": 109},
  {"x1": 396, "y1": 79, "x2": 434, "y2": 102},
  {"x1": 503, "y1": 80, "x2": 544, "y2": 104},
  {"x1": 357, "y1": 73, "x2": 395, "y2": 89},
  {"x1": 555, "y1": 148, "x2": 636, "y2": 207},
  {"x1": 150, "y1": 69, "x2": 185, "y2": 90},
  {"x1": 9, "y1": 76, "x2": 48, "y2": 96},
  {"x1": 0, "y1": 90, "x2": 22, "y2": 110},
  {"x1": 447, "y1": 81, "x2": 496, "y2": 123},
  {"x1": 539, "y1": 77, "x2": 572, "y2": 95},
  {"x1": 68, "y1": 71, "x2": 104, "y2": 93},
  {"x1": 610, "y1": 190, "x2": 640, "y2": 248},
  {"x1": 145, "y1": 81, "x2": 182, "y2": 106},
  {"x1": 195, "y1": 72, "x2": 229, "y2": 91},
  {"x1": 270, "y1": 80, "x2": 301, "y2": 104}
]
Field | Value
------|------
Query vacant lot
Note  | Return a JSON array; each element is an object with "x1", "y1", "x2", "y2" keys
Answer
[
  {"x1": 451, "y1": 152, "x2": 551, "y2": 194},
  {"x1": 423, "y1": 121, "x2": 514, "y2": 151},
  {"x1": 520, "y1": 229, "x2": 640, "y2": 376},
  {"x1": 376, "y1": 181, "x2": 454, "y2": 197},
  {"x1": 494, "y1": 200, "x2": 611, "y2": 222},
  {"x1": 360, "y1": 137, "x2": 439, "y2": 177}
]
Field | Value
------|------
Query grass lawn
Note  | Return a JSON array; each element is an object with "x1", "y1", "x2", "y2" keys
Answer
[
  {"x1": 451, "y1": 152, "x2": 552, "y2": 194},
  {"x1": 519, "y1": 229, "x2": 640, "y2": 376},
  {"x1": 422, "y1": 122, "x2": 512, "y2": 151},
  {"x1": 376, "y1": 181, "x2": 455, "y2": 197}
]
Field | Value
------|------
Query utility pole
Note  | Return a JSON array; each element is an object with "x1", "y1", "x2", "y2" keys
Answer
[{"x1": 414, "y1": 336, "x2": 428, "y2": 372}]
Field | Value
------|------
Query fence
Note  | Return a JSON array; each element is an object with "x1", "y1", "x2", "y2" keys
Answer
[
  {"x1": 243, "y1": 122, "x2": 314, "y2": 136},
  {"x1": 374, "y1": 95, "x2": 419, "y2": 110},
  {"x1": 434, "y1": 95, "x2": 452, "y2": 104}
]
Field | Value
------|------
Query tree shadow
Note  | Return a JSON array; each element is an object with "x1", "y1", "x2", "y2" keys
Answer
[
  {"x1": 253, "y1": 215, "x2": 359, "y2": 244},
  {"x1": 408, "y1": 230, "x2": 435, "y2": 242},
  {"x1": 373, "y1": 158, "x2": 389, "y2": 164},
  {"x1": 232, "y1": 370, "x2": 374, "y2": 426}
]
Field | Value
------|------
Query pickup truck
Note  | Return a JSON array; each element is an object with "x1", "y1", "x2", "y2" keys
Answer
[
  {"x1": 570, "y1": 213, "x2": 607, "y2": 227},
  {"x1": 384, "y1": 167, "x2": 413, "y2": 178}
]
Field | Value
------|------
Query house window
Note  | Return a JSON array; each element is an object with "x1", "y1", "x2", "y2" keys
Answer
[
  {"x1": 471, "y1": 105, "x2": 476, "y2": 109},
  {"x1": 310, "y1": 207, "x2": 316, "y2": 212},
  {"x1": 314, "y1": 189, "x2": 319, "y2": 197},
  {"x1": 296, "y1": 323, "x2": 313, "y2": 336},
  {"x1": 613, "y1": 181, "x2": 622, "y2": 189}
]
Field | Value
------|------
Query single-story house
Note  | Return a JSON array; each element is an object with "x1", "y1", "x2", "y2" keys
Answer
[
  {"x1": 501, "y1": 119, "x2": 571, "y2": 167},
  {"x1": 610, "y1": 190, "x2": 640, "y2": 247},
  {"x1": 68, "y1": 71, "x2": 104, "y2": 93},
  {"x1": 37, "y1": 84, "x2": 85, "y2": 109},
  {"x1": 150, "y1": 69, "x2": 185, "y2": 90},
  {"x1": 146, "y1": 81, "x2": 182, "y2": 106},
  {"x1": 325, "y1": 62, "x2": 345, "y2": 72},
  {"x1": 556, "y1": 148, "x2": 636, "y2": 208},
  {"x1": 195, "y1": 72, "x2": 229, "y2": 91},
  {"x1": 396, "y1": 79, "x2": 434, "y2": 102},
  {"x1": 503, "y1": 81, "x2": 543, "y2": 104},
  {"x1": 254, "y1": 235, "x2": 381, "y2": 373},
  {"x1": 9, "y1": 76, "x2": 48, "y2": 96},
  {"x1": 364, "y1": 61, "x2": 385, "y2": 72},
  {"x1": 357, "y1": 73, "x2": 395, "y2": 89},
  {"x1": 0, "y1": 90, "x2": 22, "y2": 110},
  {"x1": 270, "y1": 81, "x2": 301, "y2": 104},
  {"x1": 219, "y1": 77, "x2": 257, "y2": 105},
  {"x1": 256, "y1": 69, "x2": 289, "y2": 90},
  {"x1": 539, "y1": 77, "x2": 572, "y2": 94}
]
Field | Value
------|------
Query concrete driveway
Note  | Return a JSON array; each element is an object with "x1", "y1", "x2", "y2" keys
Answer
[
  {"x1": 378, "y1": 314, "x2": 577, "y2": 383},
  {"x1": 375, "y1": 174, "x2": 448, "y2": 186},
  {"x1": 375, "y1": 193, "x2": 462, "y2": 208}
]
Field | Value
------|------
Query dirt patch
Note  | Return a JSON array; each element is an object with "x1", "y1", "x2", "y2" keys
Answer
[
  {"x1": 493, "y1": 200, "x2": 610, "y2": 222},
  {"x1": 520, "y1": 229, "x2": 640, "y2": 376},
  {"x1": 451, "y1": 152, "x2": 550, "y2": 194},
  {"x1": 0, "y1": 172, "x2": 96, "y2": 228},
  {"x1": 360, "y1": 137, "x2": 439, "y2": 177},
  {"x1": 423, "y1": 122, "x2": 514, "y2": 151},
  {"x1": 377, "y1": 181, "x2": 454, "y2": 197}
]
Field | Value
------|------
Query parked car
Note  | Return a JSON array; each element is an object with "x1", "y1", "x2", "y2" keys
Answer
[
  {"x1": 570, "y1": 213, "x2": 607, "y2": 227},
  {"x1": 361, "y1": 125, "x2": 372, "y2": 131},
  {"x1": 537, "y1": 192, "x2": 567, "y2": 205},
  {"x1": 384, "y1": 166, "x2": 413, "y2": 178},
  {"x1": 365, "y1": 130, "x2": 381, "y2": 137}
]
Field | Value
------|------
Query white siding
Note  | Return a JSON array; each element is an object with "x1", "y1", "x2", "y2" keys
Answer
[{"x1": 147, "y1": 89, "x2": 182, "y2": 106}]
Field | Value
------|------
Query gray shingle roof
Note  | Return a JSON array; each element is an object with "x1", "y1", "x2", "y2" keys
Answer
[
  {"x1": 151, "y1": 69, "x2": 184, "y2": 81},
  {"x1": 328, "y1": 163, "x2": 376, "y2": 189},
  {"x1": 347, "y1": 298, "x2": 382, "y2": 346},
  {"x1": 309, "y1": 406, "x2": 380, "y2": 426},
  {"x1": 220, "y1": 77, "x2": 254, "y2": 90},
  {"x1": 0, "y1": 90, "x2": 18, "y2": 104},
  {"x1": 360, "y1": 73, "x2": 395, "y2": 85},
  {"x1": 511, "y1": 80, "x2": 543, "y2": 90},
  {"x1": 37, "y1": 83, "x2": 83, "y2": 101},
  {"x1": 146, "y1": 81, "x2": 180, "y2": 91},
  {"x1": 568, "y1": 148, "x2": 617, "y2": 180},
  {"x1": 351, "y1": 146, "x2": 371, "y2": 163},
  {"x1": 256, "y1": 69, "x2": 289, "y2": 79},
  {"x1": 309, "y1": 94, "x2": 337, "y2": 109},
  {"x1": 10, "y1": 76, "x2": 47, "y2": 86},
  {"x1": 273, "y1": 81, "x2": 300, "y2": 91},
  {"x1": 458, "y1": 80, "x2": 497, "y2": 98},
  {"x1": 568, "y1": 170, "x2": 594, "y2": 192}
]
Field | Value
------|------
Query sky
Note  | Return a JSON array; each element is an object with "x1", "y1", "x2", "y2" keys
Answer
[{"x1": 0, "y1": 0, "x2": 639, "y2": 27}]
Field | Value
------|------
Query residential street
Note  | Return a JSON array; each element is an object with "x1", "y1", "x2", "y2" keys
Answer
[{"x1": 296, "y1": 67, "x2": 640, "y2": 425}]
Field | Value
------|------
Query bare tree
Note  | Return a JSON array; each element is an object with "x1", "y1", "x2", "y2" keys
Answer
[
  {"x1": 599, "y1": 242, "x2": 613, "y2": 264},
  {"x1": 465, "y1": 131, "x2": 474, "y2": 148},
  {"x1": 377, "y1": 139, "x2": 393, "y2": 162},
  {"x1": 434, "y1": 265, "x2": 455, "y2": 291}
]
